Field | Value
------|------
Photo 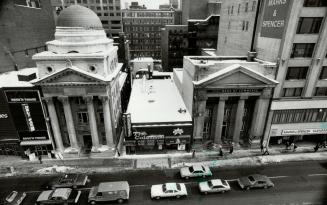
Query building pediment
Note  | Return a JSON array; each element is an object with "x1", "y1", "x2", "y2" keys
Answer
[
  {"x1": 33, "y1": 67, "x2": 107, "y2": 86},
  {"x1": 194, "y1": 64, "x2": 278, "y2": 88}
]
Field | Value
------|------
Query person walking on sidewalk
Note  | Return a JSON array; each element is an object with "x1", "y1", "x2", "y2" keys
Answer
[
  {"x1": 314, "y1": 143, "x2": 319, "y2": 152},
  {"x1": 38, "y1": 155, "x2": 42, "y2": 164},
  {"x1": 192, "y1": 149, "x2": 196, "y2": 158},
  {"x1": 263, "y1": 146, "x2": 270, "y2": 155},
  {"x1": 291, "y1": 143, "x2": 297, "y2": 152},
  {"x1": 229, "y1": 142, "x2": 234, "y2": 154},
  {"x1": 219, "y1": 144, "x2": 223, "y2": 157}
]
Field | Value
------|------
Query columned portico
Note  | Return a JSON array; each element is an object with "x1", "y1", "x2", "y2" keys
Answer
[
  {"x1": 193, "y1": 90, "x2": 208, "y2": 141},
  {"x1": 233, "y1": 96, "x2": 247, "y2": 145},
  {"x1": 84, "y1": 96, "x2": 100, "y2": 152},
  {"x1": 99, "y1": 96, "x2": 114, "y2": 148},
  {"x1": 44, "y1": 97, "x2": 64, "y2": 152},
  {"x1": 58, "y1": 96, "x2": 79, "y2": 152},
  {"x1": 214, "y1": 96, "x2": 228, "y2": 144}
]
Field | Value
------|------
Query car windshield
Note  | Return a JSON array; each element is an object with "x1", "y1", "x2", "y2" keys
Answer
[
  {"x1": 221, "y1": 180, "x2": 228, "y2": 186},
  {"x1": 189, "y1": 166, "x2": 194, "y2": 172},
  {"x1": 5, "y1": 191, "x2": 17, "y2": 202},
  {"x1": 207, "y1": 180, "x2": 213, "y2": 188},
  {"x1": 176, "y1": 184, "x2": 181, "y2": 191},
  {"x1": 248, "y1": 176, "x2": 255, "y2": 182}
]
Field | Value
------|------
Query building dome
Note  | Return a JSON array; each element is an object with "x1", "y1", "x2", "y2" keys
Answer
[{"x1": 57, "y1": 5, "x2": 103, "y2": 29}]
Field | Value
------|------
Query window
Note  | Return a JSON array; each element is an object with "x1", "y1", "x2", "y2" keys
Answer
[
  {"x1": 96, "y1": 0, "x2": 100, "y2": 3},
  {"x1": 282, "y1": 88, "x2": 303, "y2": 97},
  {"x1": 238, "y1": 4, "x2": 240, "y2": 14},
  {"x1": 77, "y1": 112, "x2": 88, "y2": 123},
  {"x1": 109, "y1": 6, "x2": 114, "y2": 10},
  {"x1": 104, "y1": 13, "x2": 108, "y2": 16},
  {"x1": 291, "y1": 43, "x2": 315, "y2": 58},
  {"x1": 303, "y1": 0, "x2": 327, "y2": 7},
  {"x1": 245, "y1": 2, "x2": 249, "y2": 12},
  {"x1": 231, "y1": 5, "x2": 234, "y2": 14},
  {"x1": 245, "y1": 21, "x2": 249, "y2": 31},
  {"x1": 252, "y1": 1, "x2": 256, "y2": 11},
  {"x1": 116, "y1": 12, "x2": 121, "y2": 16},
  {"x1": 320, "y1": 67, "x2": 327, "y2": 79},
  {"x1": 111, "y1": 20, "x2": 120, "y2": 24},
  {"x1": 315, "y1": 87, "x2": 327, "y2": 96},
  {"x1": 96, "y1": 6, "x2": 101, "y2": 10},
  {"x1": 286, "y1": 67, "x2": 308, "y2": 80},
  {"x1": 109, "y1": 0, "x2": 113, "y2": 3},
  {"x1": 103, "y1": 6, "x2": 108, "y2": 10},
  {"x1": 297, "y1": 17, "x2": 322, "y2": 34},
  {"x1": 116, "y1": 6, "x2": 120, "y2": 10},
  {"x1": 77, "y1": 0, "x2": 81, "y2": 3},
  {"x1": 242, "y1": 21, "x2": 245, "y2": 30},
  {"x1": 101, "y1": 20, "x2": 109, "y2": 25},
  {"x1": 110, "y1": 13, "x2": 114, "y2": 16}
]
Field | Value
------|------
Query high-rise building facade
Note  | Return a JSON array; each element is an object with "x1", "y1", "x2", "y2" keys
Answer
[
  {"x1": 254, "y1": 0, "x2": 327, "y2": 147},
  {"x1": 122, "y1": 9, "x2": 175, "y2": 60},
  {"x1": 58, "y1": 0, "x2": 123, "y2": 38},
  {"x1": 0, "y1": 0, "x2": 55, "y2": 73}
]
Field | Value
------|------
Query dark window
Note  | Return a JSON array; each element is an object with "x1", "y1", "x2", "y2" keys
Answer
[
  {"x1": 303, "y1": 0, "x2": 327, "y2": 7},
  {"x1": 101, "y1": 20, "x2": 109, "y2": 25},
  {"x1": 286, "y1": 67, "x2": 308, "y2": 80},
  {"x1": 252, "y1": 1, "x2": 256, "y2": 11},
  {"x1": 297, "y1": 17, "x2": 323, "y2": 34},
  {"x1": 246, "y1": 21, "x2": 249, "y2": 31},
  {"x1": 282, "y1": 88, "x2": 303, "y2": 97},
  {"x1": 245, "y1": 2, "x2": 249, "y2": 12},
  {"x1": 77, "y1": 112, "x2": 88, "y2": 123},
  {"x1": 238, "y1": 4, "x2": 241, "y2": 13},
  {"x1": 319, "y1": 67, "x2": 327, "y2": 79},
  {"x1": 111, "y1": 20, "x2": 120, "y2": 24},
  {"x1": 231, "y1": 5, "x2": 234, "y2": 14},
  {"x1": 315, "y1": 87, "x2": 327, "y2": 96},
  {"x1": 291, "y1": 43, "x2": 315, "y2": 58}
]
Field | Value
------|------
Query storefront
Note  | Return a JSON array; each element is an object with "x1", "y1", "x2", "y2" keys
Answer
[{"x1": 124, "y1": 125, "x2": 192, "y2": 154}]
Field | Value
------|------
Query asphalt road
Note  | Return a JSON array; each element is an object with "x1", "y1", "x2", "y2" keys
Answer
[{"x1": 0, "y1": 161, "x2": 326, "y2": 205}]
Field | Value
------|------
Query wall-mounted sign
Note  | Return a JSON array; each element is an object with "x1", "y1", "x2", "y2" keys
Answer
[
  {"x1": 173, "y1": 128, "x2": 184, "y2": 135},
  {"x1": 22, "y1": 104, "x2": 35, "y2": 132},
  {"x1": 282, "y1": 128, "x2": 327, "y2": 136},
  {"x1": 0, "y1": 113, "x2": 8, "y2": 119},
  {"x1": 217, "y1": 88, "x2": 261, "y2": 93},
  {"x1": 5, "y1": 91, "x2": 40, "y2": 103},
  {"x1": 261, "y1": 0, "x2": 291, "y2": 39}
]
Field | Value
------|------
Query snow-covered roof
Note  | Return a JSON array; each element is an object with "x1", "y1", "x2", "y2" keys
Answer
[
  {"x1": 0, "y1": 68, "x2": 38, "y2": 88},
  {"x1": 127, "y1": 78, "x2": 192, "y2": 124},
  {"x1": 52, "y1": 188, "x2": 71, "y2": 200},
  {"x1": 131, "y1": 57, "x2": 153, "y2": 63}
]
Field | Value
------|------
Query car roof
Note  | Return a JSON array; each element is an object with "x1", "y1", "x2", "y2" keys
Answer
[
  {"x1": 210, "y1": 179, "x2": 223, "y2": 186},
  {"x1": 192, "y1": 164, "x2": 204, "y2": 171},
  {"x1": 52, "y1": 188, "x2": 71, "y2": 200},
  {"x1": 250, "y1": 174, "x2": 268, "y2": 181},
  {"x1": 98, "y1": 181, "x2": 129, "y2": 192},
  {"x1": 164, "y1": 183, "x2": 178, "y2": 190}
]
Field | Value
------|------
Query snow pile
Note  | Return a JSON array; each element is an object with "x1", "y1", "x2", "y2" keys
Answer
[{"x1": 36, "y1": 165, "x2": 75, "y2": 174}]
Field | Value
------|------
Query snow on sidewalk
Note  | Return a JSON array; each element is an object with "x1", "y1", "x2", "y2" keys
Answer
[
  {"x1": 171, "y1": 152, "x2": 327, "y2": 168},
  {"x1": 36, "y1": 165, "x2": 75, "y2": 174}
]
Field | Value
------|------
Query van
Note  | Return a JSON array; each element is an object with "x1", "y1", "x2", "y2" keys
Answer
[{"x1": 88, "y1": 181, "x2": 130, "y2": 204}]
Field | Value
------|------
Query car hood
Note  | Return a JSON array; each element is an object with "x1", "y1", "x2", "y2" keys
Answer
[
  {"x1": 180, "y1": 167, "x2": 190, "y2": 176},
  {"x1": 88, "y1": 186, "x2": 97, "y2": 198},
  {"x1": 151, "y1": 185, "x2": 163, "y2": 196},
  {"x1": 238, "y1": 177, "x2": 252, "y2": 186},
  {"x1": 198, "y1": 182, "x2": 210, "y2": 191},
  {"x1": 37, "y1": 191, "x2": 52, "y2": 201}
]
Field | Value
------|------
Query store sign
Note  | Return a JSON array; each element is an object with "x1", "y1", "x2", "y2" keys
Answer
[
  {"x1": 22, "y1": 104, "x2": 35, "y2": 132},
  {"x1": 22, "y1": 136, "x2": 47, "y2": 140},
  {"x1": 0, "y1": 113, "x2": 8, "y2": 119},
  {"x1": 282, "y1": 128, "x2": 327, "y2": 136},
  {"x1": 19, "y1": 130, "x2": 49, "y2": 141},
  {"x1": 261, "y1": 0, "x2": 290, "y2": 39},
  {"x1": 173, "y1": 128, "x2": 184, "y2": 135},
  {"x1": 217, "y1": 88, "x2": 261, "y2": 93},
  {"x1": 5, "y1": 91, "x2": 40, "y2": 103}
]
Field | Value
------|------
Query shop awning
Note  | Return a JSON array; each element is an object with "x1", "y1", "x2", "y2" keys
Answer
[{"x1": 20, "y1": 139, "x2": 52, "y2": 146}]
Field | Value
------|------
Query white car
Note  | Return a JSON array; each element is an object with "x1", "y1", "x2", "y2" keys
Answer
[
  {"x1": 151, "y1": 183, "x2": 187, "y2": 200},
  {"x1": 180, "y1": 164, "x2": 212, "y2": 179},
  {"x1": 199, "y1": 179, "x2": 231, "y2": 194}
]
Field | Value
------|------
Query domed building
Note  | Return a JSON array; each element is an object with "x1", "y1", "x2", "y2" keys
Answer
[{"x1": 32, "y1": 5, "x2": 125, "y2": 156}]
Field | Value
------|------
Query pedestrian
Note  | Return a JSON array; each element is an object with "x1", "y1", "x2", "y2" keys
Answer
[
  {"x1": 260, "y1": 144, "x2": 264, "y2": 153},
  {"x1": 219, "y1": 144, "x2": 223, "y2": 157},
  {"x1": 285, "y1": 141, "x2": 290, "y2": 150},
  {"x1": 192, "y1": 149, "x2": 196, "y2": 158},
  {"x1": 38, "y1": 154, "x2": 42, "y2": 164},
  {"x1": 117, "y1": 150, "x2": 121, "y2": 157},
  {"x1": 229, "y1": 142, "x2": 234, "y2": 154},
  {"x1": 314, "y1": 144, "x2": 319, "y2": 152},
  {"x1": 291, "y1": 143, "x2": 297, "y2": 152}
]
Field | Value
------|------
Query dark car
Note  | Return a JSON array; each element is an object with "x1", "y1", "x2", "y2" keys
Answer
[
  {"x1": 238, "y1": 174, "x2": 274, "y2": 190},
  {"x1": 36, "y1": 188, "x2": 81, "y2": 205},
  {"x1": 1, "y1": 191, "x2": 26, "y2": 205},
  {"x1": 47, "y1": 174, "x2": 89, "y2": 189}
]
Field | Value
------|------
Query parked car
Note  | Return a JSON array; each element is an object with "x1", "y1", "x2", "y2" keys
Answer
[
  {"x1": 238, "y1": 174, "x2": 274, "y2": 190},
  {"x1": 35, "y1": 188, "x2": 81, "y2": 205},
  {"x1": 88, "y1": 181, "x2": 130, "y2": 204},
  {"x1": 198, "y1": 179, "x2": 231, "y2": 194},
  {"x1": 151, "y1": 183, "x2": 187, "y2": 200},
  {"x1": 180, "y1": 164, "x2": 212, "y2": 179},
  {"x1": 47, "y1": 173, "x2": 89, "y2": 189},
  {"x1": 1, "y1": 191, "x2": 26, "y2": 205}
]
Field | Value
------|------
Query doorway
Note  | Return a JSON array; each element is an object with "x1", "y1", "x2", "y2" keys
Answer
[{"x1": 83, "y1": 135, "x2": 92, "y2": 153}]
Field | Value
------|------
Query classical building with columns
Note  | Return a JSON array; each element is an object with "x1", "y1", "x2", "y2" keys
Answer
[
  {"x1": 32, "y1": 5, "x2": 125, "y2": 155},
  {"x1": 173, "y1": 56, "x2": 278, "y2": 148}
]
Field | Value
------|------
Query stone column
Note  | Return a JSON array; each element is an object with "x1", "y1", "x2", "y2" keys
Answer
[
  {"x1": 233, "y1": 96, "x2": 247, "y2": 145},
  {"x1": 193, "y1": 90, "x2": 207, "y2": 141},
  {"x1": 99, "y1": 96, "x2": 114, "y2": 148},
  {"x1": 58, "y1": 96, "x2": 79, "y2": 152},
  {"x1": 84, "y1": 96, "x2": 100, "y2": 152},
  {"x1": 214, "y1": 96, "x2": 228, "y2": 145},
  {"x1": 44, "y1": 97, "x2": 64, "y2": 152}
]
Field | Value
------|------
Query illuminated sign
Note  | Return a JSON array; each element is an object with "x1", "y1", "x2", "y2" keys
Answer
[
  {"x1": 22, "y1": 104, "x2": 35, "y2": 132},
  {"x1": 261, "y1": 0, "x2": 290, "y2": 39},
  {"x1": 0, "y1": 113, "x2": 8, "y2": 119},
  {"x1": 282, "y1": 128, "x2": 327, "y2": 135}
]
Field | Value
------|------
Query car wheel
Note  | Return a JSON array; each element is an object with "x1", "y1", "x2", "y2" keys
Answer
[
  {"x1": 156, "y1": 196, "x2": 160, "y2": 200},
  {"x1": 117, "y1": 198, "x2": 124, "y2": 203},
  {"x1": 204, "y1": 191, "x2": 208, "y2": 195},
  {"x1": 90, "y1": 201, "x2": 96, "y2": 205},
  {"x1": 185, "y1": 176, "x2": 189, "y2": 179},
  {"x1": 246, "y1": 187, "x2": 250, "y2": 191},
  {"x1": 221, "y1": 190, "x2": 225, "y2": 193},
  {"x1": 176, "y1": 195, "x2": 180, "y2": 199},
  {"x1": 264, "y1": 185, "x2": 268, "y2": 189}
]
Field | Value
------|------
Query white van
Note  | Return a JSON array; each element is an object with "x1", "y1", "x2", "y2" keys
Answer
[{"x1": 88, "y1": 181, "x2": 130, "y2": 204}]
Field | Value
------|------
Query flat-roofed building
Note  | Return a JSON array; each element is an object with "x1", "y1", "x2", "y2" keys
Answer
[{"x1": 124, "y1": 78, "x2": 192, "y2": 154}]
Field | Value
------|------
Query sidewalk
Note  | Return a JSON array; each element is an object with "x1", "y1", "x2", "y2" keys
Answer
[{"x1": 0, "y1": 145, "x2": 326, "y2": 177}]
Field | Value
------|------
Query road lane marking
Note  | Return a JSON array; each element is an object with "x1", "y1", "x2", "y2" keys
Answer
[
  {"x1": 308, "y1": 173, "x2": 327, "y2": 177},
  {"x1": 268, "y1": 176, "x2": 289, "y2": 179}
]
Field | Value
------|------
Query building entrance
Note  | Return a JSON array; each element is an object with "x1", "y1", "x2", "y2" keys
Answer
[{"x1": 83, "y1": 135, "x2": 92, "y2": 153}]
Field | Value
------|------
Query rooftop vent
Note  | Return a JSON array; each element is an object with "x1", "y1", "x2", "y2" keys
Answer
[{"x1": 18, "y1": 72, "x2": 37, "y2": 82}]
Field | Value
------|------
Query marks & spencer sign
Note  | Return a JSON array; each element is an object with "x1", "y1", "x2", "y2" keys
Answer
[{"x1": 261, "y1": 0, "x2": 290, "y2": 39}]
